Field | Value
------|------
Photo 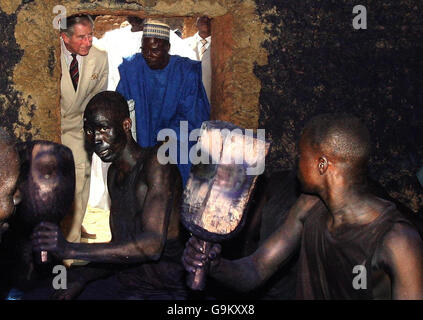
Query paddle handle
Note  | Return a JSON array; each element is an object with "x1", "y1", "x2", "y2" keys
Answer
[{"x1": 186, "y1": 240, "x2": 212, "y2": 291}]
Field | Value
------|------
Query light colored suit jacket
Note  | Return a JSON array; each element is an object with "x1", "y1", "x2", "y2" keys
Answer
[
  {"x1": 60, "y1": 45, "x2": 108, "y2": 168},
  {"x1": 183, "y1": 33, "x2": 212, "y2": 103},
  {"x1": 183, "y1": 32, "x2": 211, "y2": 61}
]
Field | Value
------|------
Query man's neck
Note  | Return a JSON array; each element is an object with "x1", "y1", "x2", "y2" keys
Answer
[
  {"x1": 61, "y1": 39, "x2": 76, "y2": 56},
  {"x1": 114, "y1": 140, "x2": 144, "y2": 174},
  {"x1": 198, "y1": 31, "x2": 210, "y2": 40},
  {"x1": 64, "y1": 45, "x2": 75, "y2": 55},
  {"x1": 322, "y1": 183, "x2": 384, "y2": 230},
  {"x1": 161, "y1": 55, "x2": 170, "y2": 69},
  {"x1": 145, "y1": 54, "x2": 170, "y2": 70}
]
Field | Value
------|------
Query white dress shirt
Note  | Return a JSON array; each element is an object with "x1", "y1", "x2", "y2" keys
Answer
[
  {"x1": 183, "y1": 32, "x2": 211, "y2": 61},
  {"x1": 61, "y1": 37, "x2": 83, "y2": 70}
]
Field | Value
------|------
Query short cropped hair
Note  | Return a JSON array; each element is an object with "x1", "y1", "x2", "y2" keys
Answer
[
  {"x1": 302, "y1": 113, "x2": 371, "y2": 172},
  {"x1": 60, "y1": 14, "x2": 94, "y2": 37},
  {"x1": 127, "y1": 16, "x2": 145, "y2": 27},
  {"x1": 85, "y1": 91, "x2": 130, "y2": 124}
]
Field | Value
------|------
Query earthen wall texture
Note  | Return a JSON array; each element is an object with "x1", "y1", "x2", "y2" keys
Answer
[
  {"x1": 255, "y1": 0, "x2": 423, "y2": 212},
  {"x1": 93, "y1": 15, "x2": 128, "y2": 39},
  {"x1": 0, "y1": 0, "x2": 266, "y2": 140}
]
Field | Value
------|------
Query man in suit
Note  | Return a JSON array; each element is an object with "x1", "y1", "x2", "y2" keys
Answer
[
  {"x1": 59, "y1": 14, "x2": 108, "y2": 256},
  {"x1": 183, "y1": 16, "x2": 211, "y2": 61},
  {"x1": 183, "y1": 16, "x2": 212, "y2": 103}
]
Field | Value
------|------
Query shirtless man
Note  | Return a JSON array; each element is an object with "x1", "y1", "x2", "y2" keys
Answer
[
  {"x1": 183, "y1": 113, "x2": 423, "y2": 299},
  {"x1": 31, "y1": 91, "x2": 186, "y2": 300}
]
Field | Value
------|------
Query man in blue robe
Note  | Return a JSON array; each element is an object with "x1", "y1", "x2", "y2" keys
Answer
[{"x1": 116, "y1": 20, "x2": 210, "y2": 186}]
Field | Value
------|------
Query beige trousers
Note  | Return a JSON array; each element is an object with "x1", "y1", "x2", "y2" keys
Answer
[{"x1": 61, "y1": 130, "x2": 91, "y2": 266}]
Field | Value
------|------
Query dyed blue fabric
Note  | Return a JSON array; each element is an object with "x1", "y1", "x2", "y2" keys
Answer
[{"x1": 117, "y1": 54, "x2": 210, "y2": 186}]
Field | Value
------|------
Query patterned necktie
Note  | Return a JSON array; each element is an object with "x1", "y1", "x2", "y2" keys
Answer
[
  {"x1": 69, "y1": 53, "x2": 79, "y2": 91},
  {"x1": 199, "y1": 39, "x2": 208, "y2": 60}
]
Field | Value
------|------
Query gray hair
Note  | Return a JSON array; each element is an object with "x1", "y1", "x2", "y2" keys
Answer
[{"x1": 60, "y1": 14, "x2": 94, "y2": 37}]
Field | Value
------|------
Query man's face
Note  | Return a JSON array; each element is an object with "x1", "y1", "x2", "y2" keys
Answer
[
  {"x1": 0, "y1": 144, "x2": 21, "y2": 224},
  {"x1": 196, "y1": 16, "x2": 211, "y2": 37},
  {"x1": 62, "y1": 23, "x2": 93, "y2": 56},
  {"x1": 84, "y1": 108, "x2": 127, "y2": 163},
  {"x1": 142, "y1": 37, "x2": 170, "y2": 70},
  {"x1": 297, "y1": 135, "x2": 320, "y2": 194}
]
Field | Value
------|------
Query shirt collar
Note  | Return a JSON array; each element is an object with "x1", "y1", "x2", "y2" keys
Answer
[
  {"x1": 194, "y1": 32, "x2": 211, "y2": 43},
  {"x1": 61, "y1": 37, "x2": 84, "y2": 67},
  {"x1": 61, "y1": 37, "x2": 75, "y2": 58}
]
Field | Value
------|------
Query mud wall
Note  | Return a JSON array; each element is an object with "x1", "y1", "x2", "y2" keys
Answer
[{"x1": 0, "y1": 0, "x2": 266, "y2": 144}]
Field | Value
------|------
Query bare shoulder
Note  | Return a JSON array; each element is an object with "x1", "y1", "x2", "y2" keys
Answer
[
  {"x1": 383, "y1": 221, "x2": 423, "y2": 252},
  {"x1": 107, "y1": 163, "x2": 117, "y2": 184},
  {"x1": 378, "y1": 220, "x2": 423, "y2": 267},
  {"x1": 375, "y1": 218, "x2": 423, "y2": 299},
  {"x1": 143, "y1": 147, "x2": 173, "y2": 189}
]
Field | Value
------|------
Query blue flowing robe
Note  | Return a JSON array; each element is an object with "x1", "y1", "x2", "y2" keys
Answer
[{"x1": 116, "y1": 54, "x2": 210, "y2": 186}]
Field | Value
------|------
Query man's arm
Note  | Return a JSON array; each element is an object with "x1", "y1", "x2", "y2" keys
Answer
[
  {"x1": 183, "y1": 194, "x2": 323, "y2": 292},
  {"x1": 376, "y1": 222, "x2": 423, "y2": 299},
  {"x1": 115, "y1": 62, "x2": 129, "y2": 99},
  {"x1": 32, "y1": 156, "x2": 176, "y2": 264},
  {"x1": 169, "y1": 61, "x2": 210, "y2": 136}
]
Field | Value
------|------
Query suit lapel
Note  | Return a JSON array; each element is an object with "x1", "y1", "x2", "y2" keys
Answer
[
  {"x1": 61, "y1": 52, "x2": 76, "y2": 114},
  {"x1": 76, "y1": 54, "x2": 95, "y2": 101}
]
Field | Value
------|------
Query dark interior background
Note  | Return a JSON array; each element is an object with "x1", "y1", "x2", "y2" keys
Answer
[{"x1": 254, "y1": 0, "x2": 423, "y2": 213}]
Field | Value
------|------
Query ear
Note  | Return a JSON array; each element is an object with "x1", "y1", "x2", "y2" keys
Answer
[
  {"x1": 318, "y1": 156, "x2": 328, "y2": 175},
  {"x1": 60, "y1": 32, "x2": 69, "y2": 42},
  {"x1": 61, "y1": 32, "x2": 70, "y2": 44},
  {"x1": 122, "y1": 118, "x2": 132, "y2": 133}
]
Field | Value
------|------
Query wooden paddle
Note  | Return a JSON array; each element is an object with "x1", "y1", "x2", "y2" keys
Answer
[{"x1": 181, "y1": 120, "x2": 269, "y2": 290}]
